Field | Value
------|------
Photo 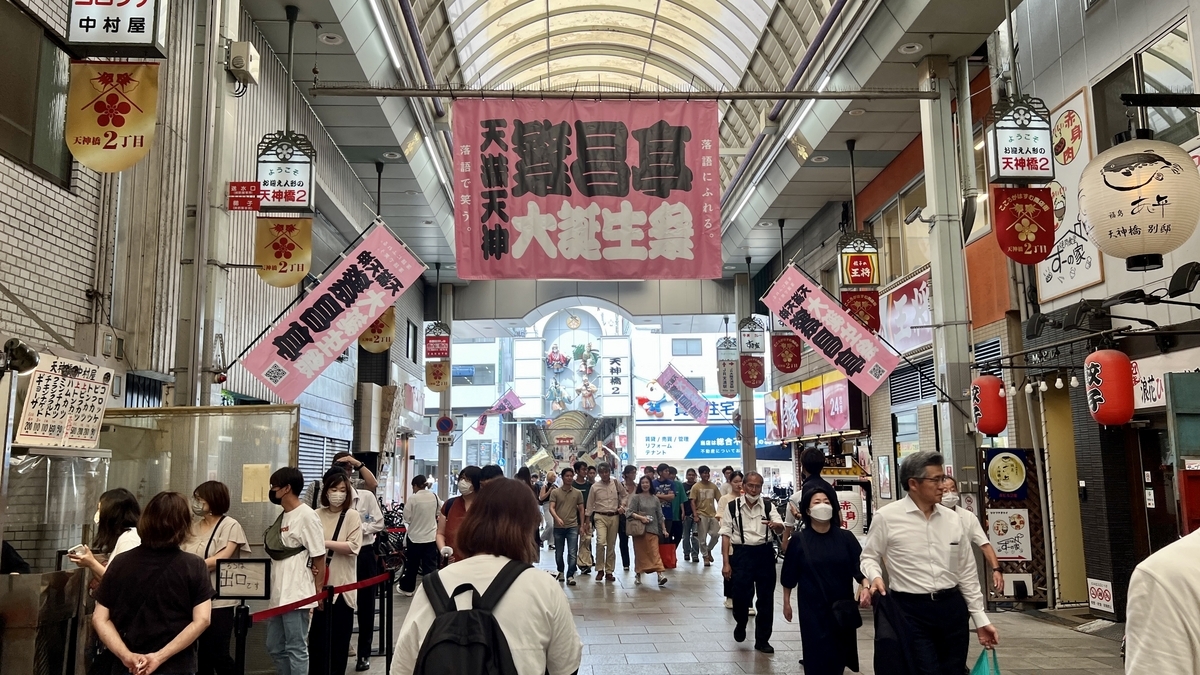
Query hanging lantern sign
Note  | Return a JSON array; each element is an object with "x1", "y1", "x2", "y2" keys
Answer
[
  {"x1": 838, "y1": 230, "x2": 880, "y2": 286},
  {"x1": 257, "y1": 130, "x2": 315, "y2": 212},
  {"x1": 68, "y1": 0, "x2": 169, "y2": 58},
  {"x1": 1077, "y1": 130, "x2": 1200, "y2": 271},
  {"x1": 970, "y1": 375, "x2": 1007, "y2": 436},
  {"x1": 359, "y1": 307, "x2": 396, "y2": 353},
  {"x1": 771, "y1": 334, "x2": 802, "y2": 373},
  {"x1": 254, "y1": 217, "x2": 312, "y2": 287},
  {"x1": 66, "y1": 62, "x2": 159, "y2": 173},
  {"x1": 716, "y1": 336, "x2": 739, "y2": 398},
  {"x1": 992, "y1": 187, "x2": 1054, "y2": 265},
  {"x1": 426, "y1": 360, "x2": 450, "y2": 392},
  {"x1": 425, "y1": 321, "x2": 450, "y2": 359},
  {"x1": 986, "y1": 96, "x2": 1055, "y2": 184},
  {"x1": 739, "y1": 317, "x2": 766, "y2": 354},
  {"x1": 840, "y1": 290, "x2": 881, "y2": 332},
  {"x1": 1084, "y1": 349, "x2": 1135, "y2": 426},
  {"x1": 740, "y1": 355, "x2": 766, "y2": 389}
]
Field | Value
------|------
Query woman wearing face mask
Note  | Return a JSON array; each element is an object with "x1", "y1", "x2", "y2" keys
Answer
[
  {"x1": 437, "y1": 466, "x2": 482, "y2": 563},
  {"x1": 69, "y1": 488, "x2": 141, "y2": 581},
  {"x1": 181, "y1": 481, "x2": 250, "y2": 675},
  {"x1": 309, "y1": 467, "x2": 363, "y2": 675},
  {"x1": 779, "y1": 488, "x2": 869, "y2": 674}
]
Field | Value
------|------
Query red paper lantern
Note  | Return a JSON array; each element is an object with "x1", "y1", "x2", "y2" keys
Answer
[
  {"x1": 1084, "y1": 349, "x2": 1135, "y2": 426},
  {"x1": 970, "y1": 375, "x2": 1007, "y2": 436},
  {"x1": 992, "y1": 187, "x2": 1054, "y2": 265},
  {"x1": 740, "y1": 355, "x2": 766, "y2": 388}
]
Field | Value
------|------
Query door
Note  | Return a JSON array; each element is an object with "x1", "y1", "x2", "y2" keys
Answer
[{"x1": 1138, "y1": 428, "x2": 1179, "y2": 553}]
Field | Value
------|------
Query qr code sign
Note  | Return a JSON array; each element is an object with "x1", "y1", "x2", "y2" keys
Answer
[
  {"x1": 264, "y1": 363, "x2": 289, "y2": 385},
  {"x1": 868, "y1": 363, "x2": 886, "y2": 380}
]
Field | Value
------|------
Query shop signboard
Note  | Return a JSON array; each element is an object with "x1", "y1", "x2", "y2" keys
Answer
[
  {"x1": 1132, "y1": 349, "x2": 1200, "y2": 409},
  {"x1": 779, "y1": 382, "x2": 803, "y2": 439},
  {"x1": 881, "y1": 270, "x2": 933, "y2": 354},
  {"x1": 823, "y1": 371, "x2": 851, "y2": 432},
  {"x1": 802, "y1": 376, "x2": 824, "y2": 437},
  {"x1": 257, "y1": 131, "x2": 315, "y2": 212},
  {"x1": 600, "y1": 337, "x2": 632, "y2": 417},
  {"x1": 66, "y1": 62, "x2": 159, "y2": 173},
  {"x1": 986, "y1": 508, "x2": 1033, "y2": 561},
  {"x1": 635, "y1": 423, "x2": 769, "y2": 460},
  {"x1": 254, "y1": 217, "x2": 311, "y2": 288},
  {"x1": 987, "y1": 97, "x2": 1054, "y2": 184},
  {"x1": 15, "y1": 356, "x2": 114, "y2": 449},
  {"x1": 425, "y1": 322, "x2": 450, "y2": 359},
  {"x1": 68, "y1": 0, "x2": 169, "y2": 58},
  {"x1": 985, "y1": 449, "x2": 1029, "y2": 501},
  {"x1": 451, "y1": 99, "x2": 721, "y2": 280}
]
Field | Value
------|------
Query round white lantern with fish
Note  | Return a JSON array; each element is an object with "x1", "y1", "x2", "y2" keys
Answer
[{"x1": 1077, "y1": 129, "x2": 1200, "y2": 271}]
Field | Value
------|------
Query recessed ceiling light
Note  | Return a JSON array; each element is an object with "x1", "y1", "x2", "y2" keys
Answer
[
  {"x1": 810, "y1": 155, "x2": 829, "y2": 163},
  {"x1": 755, "y1": 221, "x2": 773, "y2": 229},
  {"x1": 404, "y1": 190, "x2": 418, "y2": 195},
  {"x1": 423, "y1": 220, "x2": 433, "y2": 224},
  {"x1": 445, "y1": 264, "x2": 456, "y2": 269},
  {"x1": 847, "y1": 108, "x2": 866, "y2": 116},
  {"x1": 318, "y1": 32, "x2": 344, "y2": 46},
  {"x1": 382, "y1": 151, "x2": 402, "y2": 159},
  {"x1": 723, "y1": 265, "x2": 737, "y2": 270},
  {"x1": 898, "y1": 42, "x2": 923, "y2": 55}
]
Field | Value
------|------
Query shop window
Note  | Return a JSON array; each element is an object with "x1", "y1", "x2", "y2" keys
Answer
[
  {"x1": 1094, "y1": 20, "x2": 1198, "y2": 151},
  {"x1": 0, "y1": 0, "x2": 71, "y2": 184},
  {"x1": 672, "y1": 338, "x2": 702, "y2": 356},
  {"x1": 893, "y1": 410, "x2": 921, "y2": 460},
  {"x1": 406, "y1": 320, "x2": 419, "y2": 362},
  {"x1": 900, "y1": 181, "x2": 930, "y2": 271},
  {"x1": 686, "y1": 376, "x2": 705, "y2": 392},
  {"x1": 820, "y1": 265, "x2": 837, "y2": 293},
  {"x1": 452, "y1": 364, "x2": 495, "y2": 386},
  {"x1": 869, "y1": 179, "x2": 931, "y2": 284},
  {"x1": 968, "y1": 129, "x2": 992, "y2": 242}
]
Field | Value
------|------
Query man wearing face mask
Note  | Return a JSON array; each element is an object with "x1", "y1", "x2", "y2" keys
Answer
[
  {"x1": 941, "y1": 477, "x2": 1003, "y2": 594},
  {"x1": 719, "y1": 471, "x2": 785, "y2": 653},
  {"x1": 263, "y1": 467, "x2": 326, "y2": 675}
]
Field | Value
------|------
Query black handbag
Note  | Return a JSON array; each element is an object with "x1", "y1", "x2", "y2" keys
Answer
[{"x1": 798, "y1": 531, "x2": 863, "y2": 630}]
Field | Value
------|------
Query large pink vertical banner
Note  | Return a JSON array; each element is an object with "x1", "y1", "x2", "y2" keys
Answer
[{"x1": 451, "y1": 99, "x2": 721, "y2": 279}]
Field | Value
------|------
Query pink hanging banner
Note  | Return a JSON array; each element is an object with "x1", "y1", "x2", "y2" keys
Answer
[
  {"x1": 451, "y1": 99, "x2": 722, "y2": 280},
  {"x1": 485, "y1": 389, "x2": 524, "y2": 415},
  {"x1": 655, "y1": 363, "x2": 709, "y2": 425},
  {"x1": 242, "y1": 226, "x2": 426, "y2": 402},
  {"x1": 761, "y1": 265, "x2": 900, "y2": 396}
]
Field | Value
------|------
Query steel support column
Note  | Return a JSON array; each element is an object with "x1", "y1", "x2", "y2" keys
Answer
[
  {"x1": 918, "y1": 56, "x2": 975, "y2": 484},
  {"x1": 437, "y1": 283, "x2": 453, "y2": 501},
  {"x1": 735, "y1": 272, "x2": 757, "y2": 473}
]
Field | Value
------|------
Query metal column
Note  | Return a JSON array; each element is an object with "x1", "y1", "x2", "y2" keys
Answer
[
  {"x1": 918, "y1": 56, "x2": 976, "y2": 484},
  {"x1": 437, "y1": 283, "x2": 453, "y2": 501},
  {"x1": 735, "y1": 272, "x2": 757, "y2": 473}
]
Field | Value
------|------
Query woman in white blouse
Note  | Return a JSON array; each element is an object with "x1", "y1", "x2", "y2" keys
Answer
[
  {"x1": 310, "y1": 467, "x2": 363, "y2": 675},
  {"x1": 183, "y1": 481, "x2": 251, "y2": 675},
  {"x1": 69, "y1": 488, "x2": 141, "y2": 580}
]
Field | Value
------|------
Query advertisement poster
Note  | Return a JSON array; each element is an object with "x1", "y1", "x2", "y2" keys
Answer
[
  {"x1": 877, "y1": 455, "x2": 893, "y2": 500},
  {"x1": 451, "y1": 100, "x2": 721, "y2": 279},
  {"x1": 986, "y1": 508, "x2": 1033, "y2": 561},
  {"x1": 881, "y1": 269, "x2": 933, "y2": 354},
  {"x1": 986, "y1": 449, "x2": 1029, "y2": 500}
]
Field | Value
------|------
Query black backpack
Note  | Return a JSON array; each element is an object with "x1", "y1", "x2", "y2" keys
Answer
[{"x1": 413, "y1": 559, "x2": 530, "y2": 675}]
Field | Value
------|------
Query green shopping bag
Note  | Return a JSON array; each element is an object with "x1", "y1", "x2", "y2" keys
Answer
[{"x1": 970, "y1": 649, "x2": 1000, "y2": 675}]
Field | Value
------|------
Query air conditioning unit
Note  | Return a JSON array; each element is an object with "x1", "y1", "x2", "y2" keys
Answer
[{"x1": 228, "y1": 41, "x2": 260, "y2": 85}]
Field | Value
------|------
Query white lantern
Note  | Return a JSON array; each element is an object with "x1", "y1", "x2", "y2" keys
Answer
[{"x1": 1078, "y1": 130, "x2": 1200, "y2": 271}]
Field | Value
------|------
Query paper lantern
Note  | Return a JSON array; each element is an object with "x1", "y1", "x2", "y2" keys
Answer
[
  {"x1": 971, "y1": 375, "x2": 1007, "y2": 436},
  {"x1": 1078, "y1": 130, "x2": 1200, "y2": 271},
  {"x1": 1084, "y1": 350, "x2": 1134, "y2": 426}
]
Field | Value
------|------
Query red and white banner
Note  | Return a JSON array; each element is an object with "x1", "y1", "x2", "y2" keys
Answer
[
  {"x1": 471, "y1": 389, "x2": 526, "y2": 433},
  {"x1": 656, "y1": 363, "x2": 709, "y2": 425},
  {"x1": 242, "y1": 226, "x2": 425, "y2": 402},
  {"x1": 992, "y1": 186, "x2": 1054, "y2": 265},
  {"x1": 762, "y1": 266, "x2": 899, "y2": 396},
  {"x1": 451, "y1": 99, "x2": 721, "y2": 280},
  {"x1": 882, "y1": 270, "x2": 932, "y2": 354}
]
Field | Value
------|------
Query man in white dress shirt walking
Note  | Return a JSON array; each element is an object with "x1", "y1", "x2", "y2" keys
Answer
[
  {"x1": 720, "y1": 471, "x2": 785, "y2": 654},
  {"x1": 861, "y1": 450, "x2": 999, "y2": 674}
]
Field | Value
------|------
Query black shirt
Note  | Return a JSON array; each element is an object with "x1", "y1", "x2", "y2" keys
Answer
[{"x1": 94, "y1": 546, "x2": 215, "y2": 674}]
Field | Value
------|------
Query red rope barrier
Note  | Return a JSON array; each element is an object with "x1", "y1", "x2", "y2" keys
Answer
[{"x1": 249, "y1": 572, "x2": 391, "y2": 623}]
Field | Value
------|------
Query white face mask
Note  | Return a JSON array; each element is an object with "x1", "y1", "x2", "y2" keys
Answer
[
  {"x1": 327, "y1": 490, "x2": 347, "y2": 508},
  {"x1": 810, "y1": 503, "x2": 835, "y2": 522},
  {"x1": 941, "y1": 492, "x2": 960, "y2": 509},
  {"x1": 94, "y1": 509, "x2": 100, "y2": 525},
  {"x1": 458, "y1": 479, "x2": 474, "y2": 495}
]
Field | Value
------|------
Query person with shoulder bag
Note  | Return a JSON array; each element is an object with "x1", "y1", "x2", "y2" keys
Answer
[
  {"x1": 182, "y1": 481, "x2": 250, "y2": 675},
  {"x1": 625, "y1": 476, "x2": 668, "y2": 587},
  {"x1": 309, "y1": 468, "x2": 363, "y2": 675}
]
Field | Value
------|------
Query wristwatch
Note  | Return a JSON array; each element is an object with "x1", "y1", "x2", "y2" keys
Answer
[{"x1": 991, "y1": 567, "x2": 1001, "y2": 572}]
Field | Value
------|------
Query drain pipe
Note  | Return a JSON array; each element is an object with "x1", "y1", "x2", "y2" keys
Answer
[
  {"x1": 397, "y1": 0, "x2": 445, "y2": 118},
  {"x1": 957, "y1": 55, "x2": 979, "y2": 239},
  {"x1": 721, "y1": 0, "x2": 851, "y2": 206}
]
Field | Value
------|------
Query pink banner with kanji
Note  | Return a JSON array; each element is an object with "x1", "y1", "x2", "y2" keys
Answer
[
  {"x1": 656, "y1": 363, "x2": 709, "y2": 425},
  {"x1": 451, "y1": 99, "x2": 721, "y2": 280},
  {"x1": 762, "y1": 266, "x2": 900, "y2": 396},
  {"x1": 242, "y1": 226, "x2": 426, "y2": 402}
]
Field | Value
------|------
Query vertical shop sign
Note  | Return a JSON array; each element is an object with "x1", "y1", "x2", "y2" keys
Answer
[
  {"x1": 992, "y1": 187, "x2": 1054, "y2": 264},
  {"x1": 763, "y1": 265, "x2": 899, "y2": 396},
  {"x1": 600, "y1": 337, "x2": 632, "y2": 416},
  {"x1": 840, "y1": 290, "x2": 881, "y2": 332},
  {"x1": 242, "y1": 226, "x2": 425, "y2": 402},
  {"x1": 66, "y1": 62, "x2": 159, "y2": 173},
  {"x1": 656, "y1": 363, "x2": 708, "y2": 424},
  {"x1": 257, "y1": 131, "x2": 315, "y2": 212},
  {"x1": 451, "y1": 100, "x2": 721, "y2": 279},
  {"x1": 425, "y1": 322, "x2": 451, "y2": 359},
  {"x1": 16, "y1": 357, "x2": 114, "y2": 449},
  {"x1": 254, "y1": 217, "x2": 312, "y2": 287},
  {"x1": 68, "y1": 0, "x2": 168, "y2": 58},
  {"x1": 716, "y1": 336, "x2": 739, "y2": 398},
  {"x1": 881, "y1": 270, "x2": 933, "y2": 353},
  {"x1": 986, "y1": 96, "x2": 1055, "y2": 184},
  {"x1": 359, "y1": 306, "x2": 396, "y2": 354}
]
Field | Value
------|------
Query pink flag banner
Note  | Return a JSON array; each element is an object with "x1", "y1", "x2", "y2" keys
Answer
[
  {"x1": 451, "y1": 99, "x2": 722, "y2": 280},
  {"x1": 472, "y1": 415, "x2": 488, "y2": 434},
  {"x1": 486, "y1": 389, "x2": 524, "y2": 415},
  {"x1": 655, "y1": 363, "x2": 709, "y2": 425},
  {"x1": 242, "y1": 226, "x2": 426, "y2": 402},
  {"x1": 762, "y1": 265, "x2": 900, "y2": 396}
]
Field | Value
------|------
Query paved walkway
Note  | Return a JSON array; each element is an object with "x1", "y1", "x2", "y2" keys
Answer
[{"x1": 368, "y1": 546, "x2": 1124, "y2": 675}]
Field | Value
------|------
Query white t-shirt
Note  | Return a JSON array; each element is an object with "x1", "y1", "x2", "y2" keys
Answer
[
  {"x1": 182, "y1": 517, "x2": 251, "y2": 609},
  {"x1": 353, "y1": 489, "x2": 385, "y2": 545},
  {"x1": 109, "y1": 528, "x2": 141, "y2": 562},
  {"x1": 269, "y1": 504, "x2": 327, "y2": 609},
  {"x1": 405, "y1": 489, "x2": 440, "y2": 544},
  {"x1": 392, "y1": 555, "x2": 582, "y2": 675},
  {"x1": 1126, "y1": 529, "x2": 1200, "y2": 673},
  {"x1": 953, "y1": 505, "x2": 990, "y2": 548}
]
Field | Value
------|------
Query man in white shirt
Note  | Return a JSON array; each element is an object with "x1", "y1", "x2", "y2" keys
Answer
[
  {"x1": 1125, "y1": 528, "x2": 1200, "y2": 672},
  {"x1": 399, "y1": 475, "x2": 441, "y2": 596},
  {"x1": 941, "y1": 476, "x2": 1003, "y2": 594},
  {"x1": 860, "y1": 451, "x2": 999, "y2": 675},
  {"x1": 719, "y1": 471, "x2": 785, "y2": 654},
  {"x1": 352, "y1": 485, "x2": 386, "y2": 671},
  {"x1": 266, "y1": 467, "x2": 327, "y2": 675}
]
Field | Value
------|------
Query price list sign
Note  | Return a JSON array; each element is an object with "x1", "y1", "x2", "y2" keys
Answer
[{"x1": 16, "y1": 356, "x2": 114, "y2": 449}]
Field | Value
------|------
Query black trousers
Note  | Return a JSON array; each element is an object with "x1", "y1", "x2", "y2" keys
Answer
[
  {"x1": 618, "y1": 515, "x2": 630, "y2": 569},
  {"x1": 196, "y1": 605, "x2": 235, "y2": 675},
  {"x1": 398, "y1": 540, "x2": 439, "y2": 593},
  {"x1": 891, "y1": 589, "x2": 971, "y2": 675},
  {"x1": 668, "y1": 519, "x2": 683, "y2": 545},
  {"x1": 730, "y1": 544, "x2": 776, "y2": 646},
  {"x1": 356, "y1": 549, "x2": 380, "y2": 657},
  {"x1": 309, "y1": 595, "x2": 354, "y2": 675}
]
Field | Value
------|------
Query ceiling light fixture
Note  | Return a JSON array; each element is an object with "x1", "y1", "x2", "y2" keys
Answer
[
  {"x1": 366, "y1": 0, "x2": 403, "y2": 73},
  {"x1": 723, "y1": 265, "x2": 737, "y2": 270},
  {"x1": 382, "y1": 151, "x2": 402, "y2": 159},
  {"x1": 898, "y1": 42, "x2": 924, "y2": 55},
  {"x1": 755, "y1": 221, "x2": 773, "y2": 229},
  {"x1": 318, "y1": 32, "x2": 344, "y2": 46},
  {"x1": 847, "y1": 108, "x2": 866, "y2": 116},
  {"x1": 810, "y1": 155, "x2": 829, "y2": 163},
  {"x1": 424, "y1": 135, "x2": 451, "y2": 195}
]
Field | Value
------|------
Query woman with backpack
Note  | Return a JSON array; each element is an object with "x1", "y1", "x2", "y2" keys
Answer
[
  {"x1": 308, "y1": 467, "x2": 363, "y2": 675},
  {"x1": 437, "y1": 466, "x2": 481, "y2": 563},
  {"x1": 624, "y1": 476, "x2": 668, "y2": 586},
  {"x1": 392, "y1": 478, "x2": 582, "y2": 675}
]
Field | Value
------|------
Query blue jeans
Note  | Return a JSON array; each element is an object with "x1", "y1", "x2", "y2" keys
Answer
[
  {"x1": 682, "y1": 517, "x2": 697, "y2": 559},
  {"x1": 554, "y1": 526, "x2": 579, "y2": 577},
  {"x1": 266, "y1": 609, "x2": 311, "y2": 675}
]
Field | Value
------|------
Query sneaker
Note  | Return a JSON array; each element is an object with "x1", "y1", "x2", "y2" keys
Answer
[
  {"x1": 624, "y1": 566, "x2": 630, "y2": 571},
  {"x1": 595, "y1": 571, "x2": 604, "y2": 581},
  {"x1": 749, "y1": 607, "x2": 757, "y2": 616},
  {"x1": 658, "y1": 574, "x2": 668, "y2": 586},
  {"x1": 605, "y1": 573, "x2": 615, "y2": 582},
  {"x1": 724, "y1": 597, "x2": 733, "y2": 609},
  {"x1": 401, "y1": 590, "x2": 415, "y2": 597},
  {"x1": 567, "y1": 576, "x2": 577, "y2": 586},
  {"x1": 635, "y1": 573, "x2": 642, "y2": 585},
  {"x1": 580, "y1": 566, "x2": 592, "y2": 574},
  {"x1": 557, "y1": 573, "x2": 565, "y2": 582}
]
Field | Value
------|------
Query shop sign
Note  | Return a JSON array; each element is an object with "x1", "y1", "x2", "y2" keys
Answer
[
  {"x1": 985, "y1": 449, "x2": 1029, "y2": 501},
  {"x1": 254, "y1": 217, "x2": 311, "y2": 288},
  {"x1": 764, "y1": 390, "x2": 781, "y2": 441},
  {"x1": 740, "y1": 355, "x2": 765, "y2": 388},
  {"x1": 841, "y1": 251, "x2": 879, "y2": 286},
  {"x1": 802, "y1": 376, "x2": 824, "y2": 437},
  {"x1": 257, "y1": 131, "x2": 315, "y2": 212},
  {"x1": 739, "y1": 317, "x2": 766, "y2": 354},
  {"x1": 986, "y1": 508, "x2": 1033, "y2": 561},
  {"x1": 425, "y1": 321, "x2": 450, "y2": 359},
  {"x1": 242, "y1": 226, "x2": 425, "y2": 402},
  {"x1": 66, "y1": 62, "x2": 159, "y2": 173},
  {"x1": 771, "y1": 334, "x2": 802, "y2": 373},
  {"x1": 717, "y1": 359, "x2": 738, "y2": 398},
  {"x1": 839, "y1": 490, "x2": 865, "y2": 537},
  {"x1": 992, "y1": 187, "x2": 1054, "y2": 265},
  {"x1": 881, "y1": 270, "x2": 933, "y2": 354},
  {"x1": 451, "y1": 99, "x2": 721, "y2": 280},
  {"x1": 15, "y1": 356, "x2": 114, "y2": 449},
  {"x1": 635, "y1": 423, "x2": 768, "y2": 460},
  {"x1": 68, "y1": 0, "x2": 168, "y2": 58},
  {"x1": 359, "y1": 306, "x2": 395, "y2": 354},
  {"x1": 763, "y1": 265, "x2": 899, "y2": 396},
  {"x1": 655, "y1": 363, "x2": 709, "y2": 424},
  {"x1": 823, "y1": 371, "x2": 852, "y2": 433},
  {"x1": 600, "y1": 337, "x2": 632, "y2": 416},
  {"x1": 779, "y1": 383, "x2": 803, "y2": 439},
  {"x1": 1087, "y1": 578, "x2": 1115, "y2": 614},
  {"x1": 716, "y1": 336, "x2": 739, "y2": 362},
  {"x1": 840, "y1": 289, "x2": 880, "y2": 332},
  {"x1": 986, "y1": 96, "x2": 1055, "y2": 184},
  {"x1": 1132, "y1": 349, "x2": 1200, "y2": 409}
]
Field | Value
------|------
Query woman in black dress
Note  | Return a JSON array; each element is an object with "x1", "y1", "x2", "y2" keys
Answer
[{"x1": 780, "y1": 487, "x2": 870, "y2": 674}]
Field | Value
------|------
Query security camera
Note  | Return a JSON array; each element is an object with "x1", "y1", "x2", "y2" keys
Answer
[{"x1": 904, "y1": 207, "x2": 926, "y2": 225}]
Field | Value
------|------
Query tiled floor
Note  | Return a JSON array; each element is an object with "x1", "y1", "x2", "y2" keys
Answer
[{"x1": 368, "y1": 547, "x2": 1124, "y2": 675}]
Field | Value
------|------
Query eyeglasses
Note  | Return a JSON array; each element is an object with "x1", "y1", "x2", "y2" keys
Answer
[
  {"x1": 744, "y1": 482, "x2": 764, "y2": 489},
  {"x1": 915, "y1": 476, "x2": 946, "y2": 484}
]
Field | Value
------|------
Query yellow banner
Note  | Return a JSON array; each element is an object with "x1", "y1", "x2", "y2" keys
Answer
[
  {"x1": 254, "y1": 217, "x2": 312, "y2": 288},
  {"x1": 426, "y1": 360, "x2": 450, "y2": 392},
  {"x1": 66, "y1": 62, "x2": 159, "y2": 173},
  {"x1": 359, "y1": 306, "x2": 395, "y2": 353}
]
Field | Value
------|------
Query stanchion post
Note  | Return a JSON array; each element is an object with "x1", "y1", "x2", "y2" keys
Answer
[
  {"x1": 385, "y1": 569, "x2": 396, "y2": 674},
  {"x1": 234, "y1": 601, "x2": 250, "y2": 675},
  {"x1": 322, "y1": 586, "x2": 335, "y2": 675}
]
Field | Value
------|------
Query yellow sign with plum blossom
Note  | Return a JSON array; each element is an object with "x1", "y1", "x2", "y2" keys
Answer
[
  {"x1": 254, "y1": 217, "x2": 312, "y2": 288},
  {"x1": 65, "y1": 62, "x2": 158, "y2": 173}
]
